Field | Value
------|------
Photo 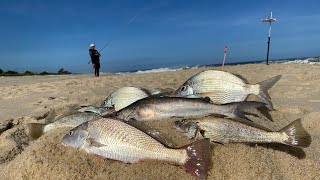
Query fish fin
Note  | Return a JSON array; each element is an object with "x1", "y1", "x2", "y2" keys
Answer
[
  {"x1": 128, "y1": 121, "x2": 175, "y2": 148},
  {"x1": 27, "y1": 123, "x2": 45, "y2": 140},
  {"x1": 87, "y1": 138, "x2": 105, "y2": 147},
  {"x1": 185, "y1": 94, "x2": 202, "y2": 98},
  {"x1": 78, "y1": 106, "x2": 100, "y2": 114},
  {"x1": 233, "y1": 73, "x2": 250, "y2": 84},
  {"x1": 44, "y1": 109, "x2": 57, "y2": 124},
  {"x1": 257, "y1": 75, "x2": 282, "y2": 110},
  {"x1": 279, "y1": 119, "x2": 311, "y2": 148},
  {"x1": 230, "y1": 101, "x2": 267, "y2": 121},
  {"x1": 181, "y1": 138, "x2": 210, "y2": 180}
]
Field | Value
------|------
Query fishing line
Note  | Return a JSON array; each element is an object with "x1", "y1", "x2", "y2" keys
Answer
[{"x1": 88, "y1": 2, "x2": 168, "y2": 64}]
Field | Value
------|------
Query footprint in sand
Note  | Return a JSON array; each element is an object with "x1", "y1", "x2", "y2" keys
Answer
[{"x1": 277, "y1": 107, "x2": 308, "y2": 114}]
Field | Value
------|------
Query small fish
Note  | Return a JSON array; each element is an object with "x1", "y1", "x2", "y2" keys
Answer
[
  {"x1": 100, "y1": 87, "x2": 151, "y2": 111},
  {"x1": 62, "y1": 118, "x2": 210, "y2": 179},
  {"x1": 174, "y1": 118, "x2": 312, "y2": 148},
  {"x1": 115, "y1": 97, "x2": 265, "y2": 121},
  {"x1": 28, "y1": 112, "x2": 100, "y2": 140},
  {"x1": 175, "y1": 70, "x2": 282, "y2": 110}
]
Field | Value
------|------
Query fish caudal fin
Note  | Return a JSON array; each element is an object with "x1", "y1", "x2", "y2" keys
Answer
[
  {"x1": 230, "y1": 101, "x2": 266, "y2": 121},
  {"x1": 182, "y1": 138, "x2": 210, "y2": 180},
  {"x1": 280, "y1": 119, "x2": 312, "y2": 148},
  {"x1": 257, "y1": 75, "x2": 282, "y2": 110},
  {"x1": 27, "y1": 123, "x2": 45, "y2": 140}
]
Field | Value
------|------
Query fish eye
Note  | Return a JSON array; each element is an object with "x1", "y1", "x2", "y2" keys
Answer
[
  {"x1": 180, "y1": 86, "x2": 187, "y2": 91},
  {"x1": 69, "y1": 131, "x2": 73, "y2": 136}
]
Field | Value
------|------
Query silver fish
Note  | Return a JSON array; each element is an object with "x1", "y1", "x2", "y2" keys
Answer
[
  {"x1": 174, "y1": 118, "x2": 312, "y2": 148},
  {"x1": 100, "y1": 87, "x2": 151, "y2": 111},
  {"x1": 62, "y1": 118, "x2": 210, "y2": 179},
  {"x1": 115, "y1": 97, "x2": 265, "y2": 121},
  {"x1": 175, "y1": 70, "x2": 282, "y2": 110},
  {"x1": 28, "y1": 112, "x2": 100, "y2": 140}
]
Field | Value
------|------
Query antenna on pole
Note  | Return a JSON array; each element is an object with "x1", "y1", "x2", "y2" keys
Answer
[
  {"x1": 261, "y1": 11, "x2": 276, "y2": 65},
  {"x1": 222, "y1": 45, "x2": 228, "y2": 67}
]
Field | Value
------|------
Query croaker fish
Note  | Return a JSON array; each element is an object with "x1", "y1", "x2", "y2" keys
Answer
[
  {"x1": 100, "y1": 87, "x2": 151, "y2": 111},
  {"x1": 62, "y1": 118, "x2": 210, "y2": 179},
  {"x1": 175, "y1": 70, "x2": 282, "y2": 110},
  {"x1": 174, "y1": 118, "x2": 312, "y2": 148},
  {"x1": 28, "y1": 112, "x2": 100, "y2": 140},
  {"x1": 115, "y1": 97, "x2": 265, "y2": 121}
]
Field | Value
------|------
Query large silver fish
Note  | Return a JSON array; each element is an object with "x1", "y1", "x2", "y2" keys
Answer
[
  {"x1": 115, "y1": 97, "x2": 266, "y2": 121},
  {"x1": 175, "y1": 70, "x2": 282, "y2": 110},
  {"x1": 28, "y1": 112, "x2": 100, "y2": 140},
  {"x1": 174, "y1": 117, "x2": 312, "y2": 148},
  {"x1": 62, "y1": 118, "x2": 210, "y2": 179}
]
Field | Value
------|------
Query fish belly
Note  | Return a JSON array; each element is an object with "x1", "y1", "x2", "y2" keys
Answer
[{"x1": 86, "y1": 144, "x2": 185, "y2": 164}]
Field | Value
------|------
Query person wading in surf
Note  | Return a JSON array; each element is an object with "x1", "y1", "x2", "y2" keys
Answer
[{"x1": 89, "y1": 44, "x2": 101, "y2": 77}]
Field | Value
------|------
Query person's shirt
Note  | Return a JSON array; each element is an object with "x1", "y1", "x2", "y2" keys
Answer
[{"x1": 89, "y1": 49, "x2": 101, "y2": 64}]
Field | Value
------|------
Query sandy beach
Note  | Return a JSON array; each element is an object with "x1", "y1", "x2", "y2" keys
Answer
[{"x1": 0, "y1": 64, "x2": 320, "y2": 180}]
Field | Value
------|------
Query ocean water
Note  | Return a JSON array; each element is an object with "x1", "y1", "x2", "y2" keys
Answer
[{"x1": 113, "y1": 56, "x2": 320, "y2": 74}]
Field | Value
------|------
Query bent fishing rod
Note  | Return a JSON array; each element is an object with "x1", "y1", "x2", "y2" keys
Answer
[{"x1": 87, "y1": 12, "x2": 141, "y2": 64}]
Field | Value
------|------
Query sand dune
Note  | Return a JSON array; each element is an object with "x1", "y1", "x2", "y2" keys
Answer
[{"x1": 0, "y1": 64, "x2": 320, "y2": 179}]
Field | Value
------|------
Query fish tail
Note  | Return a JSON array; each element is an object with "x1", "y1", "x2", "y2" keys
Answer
[
  {"x1": 257, "y1": 75, "x2": 282, "y2": 110},
  {"x1": 230, "y1": 101, "x2": 266, "y2": 121},
  {"x1": 27, "y1": 123, "x2": 45, "y2": 140},
  {"x1": 279, "y1": 119, "x2": 311, "y2": 148},
  {"x1": 44, "y1": 109, "x2": 57, "y2": 124},
  {"x1": 181, "y1": 138, "x2": 210, "y2": 180}
]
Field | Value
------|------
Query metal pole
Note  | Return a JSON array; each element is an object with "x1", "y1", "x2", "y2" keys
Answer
[
  {"x1": 266, "y1": 36, "x2": 270, "y2": 65},
  {"x1": 222, "y1": 45, "x2": 227, "y2": 67},
  {"x1": 266, "y1": 22, "x2": 272, "y2": 65}
]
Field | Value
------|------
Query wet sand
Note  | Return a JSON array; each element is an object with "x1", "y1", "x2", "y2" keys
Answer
[{"x1": 0, "y1": 64, "x2": 320, "y2": 179}]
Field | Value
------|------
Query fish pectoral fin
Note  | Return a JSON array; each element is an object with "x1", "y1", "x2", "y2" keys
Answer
[
  {"x1": 194, "y1": 131, "x2": 204, "y2": 140},
  {"x1": 87, "y1": 138, "x2": 105, "y2": 147},
  {"x1": 197, "y1": 92, "x2": 216, "y2": 98},
  {"x1": 127, "y1": 121, "x2": 176, "y2": 148}
]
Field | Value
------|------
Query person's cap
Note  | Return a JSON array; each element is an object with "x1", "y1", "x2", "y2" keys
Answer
[{"x1": 90, "y1": 43, "x2": 95, "y2": 47}]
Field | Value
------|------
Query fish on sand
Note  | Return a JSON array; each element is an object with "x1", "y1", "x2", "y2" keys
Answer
[
  {"x1": 28, "y1": 112, "x2": 100, "y2": 140},
  {"x1": 175, "y1": 70, "x2": 282, "y2": 110},
  {"x1": 115, "y1": 97, "x2": 266, "y2": 121},
  {"x1": 100, "y1": 87, "x2": 151, "y2": 111},
  {"x1": 174, "y1": 117, "x2": 312, "y2": 148},
  {"x1": 62, "y1": 118, "x2": 211, "y2": 179}
]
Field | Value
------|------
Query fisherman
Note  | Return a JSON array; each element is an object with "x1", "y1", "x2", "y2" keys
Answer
[{"x1": 89, "y1": 44, "x2": 101, "y2": 77}]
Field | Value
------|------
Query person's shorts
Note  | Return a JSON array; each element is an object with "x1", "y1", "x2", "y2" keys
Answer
[{"x1": 93, "y1": 63, "x2": 100, "y2": 69}]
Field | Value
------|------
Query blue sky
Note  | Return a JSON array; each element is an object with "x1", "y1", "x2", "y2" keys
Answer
[{"x1": 1, "y1": 0, "x2": 320, "y2": 73}]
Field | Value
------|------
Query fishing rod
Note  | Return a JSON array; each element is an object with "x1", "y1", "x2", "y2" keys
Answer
[
  {"x1": 87, "y1": 11, "x2": 142, "y2": 64},
  {"x1": 87, "y1": 3, "x2": 168, "y2": 65}
]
